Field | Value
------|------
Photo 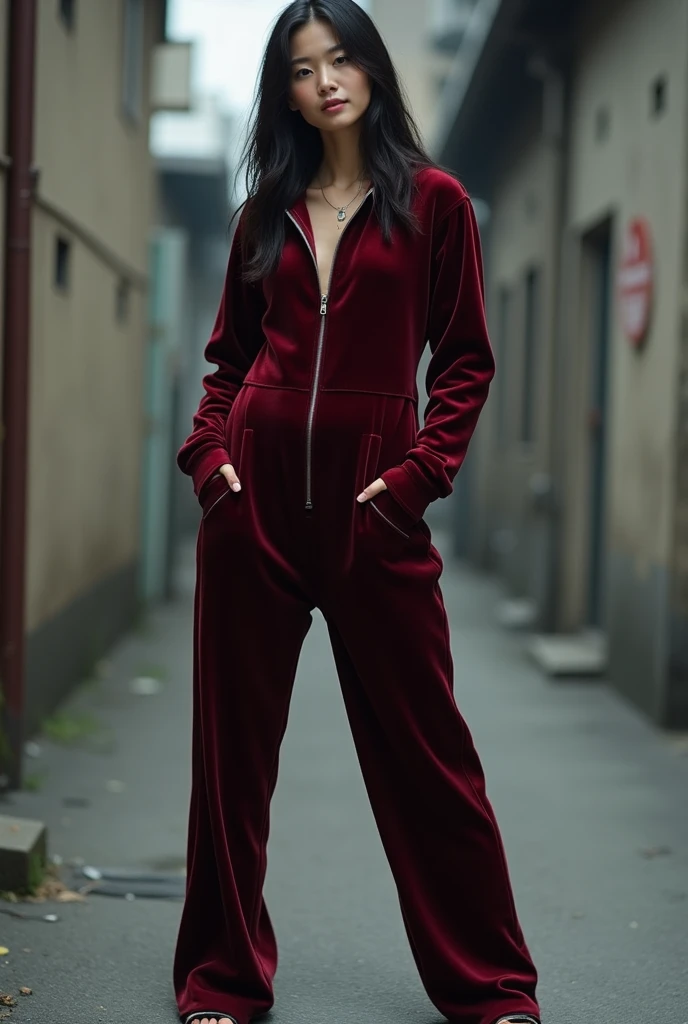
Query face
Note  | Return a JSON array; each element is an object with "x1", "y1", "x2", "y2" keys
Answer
[{"x1": 287, "y1": 19, "x2": 372, "y2": 133}]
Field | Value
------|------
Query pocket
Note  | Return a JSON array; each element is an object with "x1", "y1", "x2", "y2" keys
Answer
[
  {"x1": 355, "y1": 432, "x2": 418, "y2": 545},
  {"x1": 200, "y1": 427, "x2": 253, "y2": 521},
  {"x1": 367, "y1": 487, "x2": 417, "y2": 540},
  {"x1": 200, "y1": 472, "x2": 231, "y2": 520}
]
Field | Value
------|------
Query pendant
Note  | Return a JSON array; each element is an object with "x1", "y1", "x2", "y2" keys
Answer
[{"x1": 337, "y1": 209, "x2": 346, "y2": 222}]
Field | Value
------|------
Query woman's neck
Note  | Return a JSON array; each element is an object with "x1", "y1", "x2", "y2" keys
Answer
[{"x1": 315, "y1": 125, "x2": 366, "y2": 189}]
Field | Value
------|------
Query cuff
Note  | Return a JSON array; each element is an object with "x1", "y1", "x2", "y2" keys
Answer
[
  {"x1": 189, "y1": 447, "x2": 231, "y2": 503},
  {"x1": 380, "y1": 460, "x2": 439, "y2": 524}
]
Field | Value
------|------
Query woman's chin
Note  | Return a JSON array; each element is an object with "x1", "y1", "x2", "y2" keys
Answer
[{"x1": 317, "y1": 113, "x2": 363, "y2": 133}]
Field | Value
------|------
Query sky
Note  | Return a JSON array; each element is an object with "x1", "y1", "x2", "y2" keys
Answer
[{"x1": 167, "y1": 0, "x2": 371, "y2": 123}]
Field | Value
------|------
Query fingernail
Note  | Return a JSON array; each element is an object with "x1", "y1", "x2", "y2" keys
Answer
[
  {"x1": 356, "y1": 493, "x2": 365, "y2": 502},
  {"x1": 232, "y1": 482, "x2": 241, "y2": 492}
]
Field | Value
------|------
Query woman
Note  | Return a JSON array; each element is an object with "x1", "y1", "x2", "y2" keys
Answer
[{"x1": 174, "y1": 3, "x2": 541, "y2": 1024}]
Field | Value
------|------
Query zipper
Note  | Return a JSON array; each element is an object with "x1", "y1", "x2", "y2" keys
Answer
[{"x1": 286, "y1": 188, "x2": 374, "y2": 510}]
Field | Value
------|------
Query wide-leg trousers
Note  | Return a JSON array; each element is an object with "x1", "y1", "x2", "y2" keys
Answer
[{"x1": 173, "y1": 385, "x2": 540, "y2": 1024}]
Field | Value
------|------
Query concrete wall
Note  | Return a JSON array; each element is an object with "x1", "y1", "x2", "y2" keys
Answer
[
  {"x1": 482, "y1": 103, "x2": 561, "y2": 615},
  {"x1": 558, "y1": 0, "x2": 688, "y2": 722},
  {"x1": 672, "y1": 19, "x2": 688, "y2": 726},
  {"x1": 34, "y1": 0, "x2": 154, "y2": 275},
  {"x1": 27, "y1": 209, "x2": 146, "y2": 630},
  {"x1": 447, "y1": 0, "x2": 688, "y2": 724},
  {"x1": 18, "y1": 0, "x2": 163, "y2": 726}
]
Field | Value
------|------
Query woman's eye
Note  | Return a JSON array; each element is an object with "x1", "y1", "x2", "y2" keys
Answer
[
  {"x1": 334, "y1": 55, "x2": 349, "y2": 65},
  {"x1": 295, "y1": 68, "x2": 311, "y2": 79}
]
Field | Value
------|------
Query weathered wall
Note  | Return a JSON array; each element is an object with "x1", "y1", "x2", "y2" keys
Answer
[
  {"x1": 559, "y1": 0, "x2": 688, "y2": 721},
  {"x1": 483, "y1": 107, "x2": 561, "y2": 612},
  {"x1": 33, "y1": 0, "x2": 154, "y2": 275},
  {"x1": 21, "y1": 1, "x2": 162, "y2": 714},
  {"x1": 27, "y1": 207, "x2": 146, "y2": 629}
]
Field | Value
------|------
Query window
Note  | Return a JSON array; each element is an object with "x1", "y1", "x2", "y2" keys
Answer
[
  {"x1": 122, "y1": 0, "x2": 145, "y2": 124},
  {"x1": 59, "y1": 0, "x2": 76, "y2": 31},
  {"x1": 650, "y1": 74, "x2": 668, "y2": 118},
  {"x1": 54, "y1": 237, "x2": 71, "y2": 292},
  {"x1": 521, "y1": 267, "x2": 540, "y2": 445},
  {"x1": 594, "y1": 104, "x2": 611, "y2": 142},
  {"x1": 115, "y1": 279, "x2": 130, "y2": 325}
]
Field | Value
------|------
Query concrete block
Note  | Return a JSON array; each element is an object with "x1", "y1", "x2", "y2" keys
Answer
[
  {"x1": 495, "y1": 597, "x2": 538, "y2": 630},
  {"x1": 0, "y1": 815, "x2": 47, "y2": 893},
  {"x1": 527, "y1": 629, "x2": 608, "y2": 677}
]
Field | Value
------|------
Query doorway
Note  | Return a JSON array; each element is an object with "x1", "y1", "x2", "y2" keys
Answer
[{"x1": 582, "y1": 218, "x2": 613, "y2": 627}]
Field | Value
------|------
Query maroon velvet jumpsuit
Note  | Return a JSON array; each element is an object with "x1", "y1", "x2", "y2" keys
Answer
[{"x1": 173, "y1": 166, "x2": 541, "y2": 1024}]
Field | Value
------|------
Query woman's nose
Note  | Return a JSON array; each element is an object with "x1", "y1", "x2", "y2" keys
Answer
[{"x1": 317, "y1": 73, "x2": 337, "y2": 94}]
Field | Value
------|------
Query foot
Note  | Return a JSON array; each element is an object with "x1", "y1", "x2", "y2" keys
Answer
[{"x1": 189, "y1": 1019, "x2": 234, "y2": 1024}]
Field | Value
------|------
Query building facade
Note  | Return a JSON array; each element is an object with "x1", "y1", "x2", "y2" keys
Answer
[
  {"x1": 0, "y1": 0, "x2": 183, "y2": 756},
  {"x1": 434, "y1": 0, "x2": 688, "y2": 727}
]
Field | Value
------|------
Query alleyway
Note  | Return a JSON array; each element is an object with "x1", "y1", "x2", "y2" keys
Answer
[{"x1": 1, "y1": 529, "x2": 687, "y2": 1024}]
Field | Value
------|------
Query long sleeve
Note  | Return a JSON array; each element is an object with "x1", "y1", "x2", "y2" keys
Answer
[
  {"x1": 380, "y1": 196, "x2": 495, "y2": 522},
  {"x1": 177, "y1": 209, "x2": 266, "y2": 500}
]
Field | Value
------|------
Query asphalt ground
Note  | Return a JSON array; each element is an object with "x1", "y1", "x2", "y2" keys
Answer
[{"x1": 0, "y1": 529, "x2": 686, "y2": 1024}]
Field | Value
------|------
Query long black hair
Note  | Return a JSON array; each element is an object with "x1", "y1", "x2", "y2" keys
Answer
[{"x1": 233, "y1": 0, "x2": 440, "y2": 281}]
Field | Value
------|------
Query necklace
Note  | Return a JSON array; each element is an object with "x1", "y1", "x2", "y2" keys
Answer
[{"x1": 318, "y1": 175, "x2": 365, "y2": 226}]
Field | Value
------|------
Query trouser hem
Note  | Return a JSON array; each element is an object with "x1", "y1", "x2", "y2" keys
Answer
[
  {"x1": 491, "y1": 1015, "x2": 540, "y2": 1024},
  {"x1": 183, "y1": 1012, "x2": 239, "y2": 1024}
]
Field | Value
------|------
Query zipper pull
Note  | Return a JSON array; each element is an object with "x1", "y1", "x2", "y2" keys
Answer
[{"x1": 320, "y1": 294, "x2": 328, "y2": 315}]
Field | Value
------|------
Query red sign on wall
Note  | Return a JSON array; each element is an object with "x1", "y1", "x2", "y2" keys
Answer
[{"x1": 617, "y1": 217, "x2": 653, "y2": 348}]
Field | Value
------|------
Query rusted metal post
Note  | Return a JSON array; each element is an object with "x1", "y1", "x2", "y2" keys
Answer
[{"x1": 0, "y1": 0, "x2": 38, "y2": 790}]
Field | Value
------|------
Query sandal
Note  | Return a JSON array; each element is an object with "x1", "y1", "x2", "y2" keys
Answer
[
  {"x1": 184, "y1": 1013, "x2": 239, "y2": 1024},
  {"x1": 494, "y1": 1016, "x2": 540, "y2": 1024}
]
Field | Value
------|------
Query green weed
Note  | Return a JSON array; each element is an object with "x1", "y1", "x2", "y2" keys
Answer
[{"x1": 41, "y1": 712, "x2": 102, "y2": 746}]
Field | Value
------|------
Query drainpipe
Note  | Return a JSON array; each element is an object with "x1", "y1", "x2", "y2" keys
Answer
[{"x1": 0, "y1": 0, "x2": 37, "y2": 790}]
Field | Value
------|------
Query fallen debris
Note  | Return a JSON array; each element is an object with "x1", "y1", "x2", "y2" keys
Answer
[
  {"x1": 0, "y1": 861, "x2": 90, "y2": 908},
  {"x1": 638, "y1": 845, "x2": 672, "y2": 859},
  {"x1": 25, "y1": 864, "x2": 87, "y2": 904}
]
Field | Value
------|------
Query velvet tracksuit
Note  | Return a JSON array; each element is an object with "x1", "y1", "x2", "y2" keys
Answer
[{"x1": 173, "y1": 166, "x2": 540, "y2": 1024}]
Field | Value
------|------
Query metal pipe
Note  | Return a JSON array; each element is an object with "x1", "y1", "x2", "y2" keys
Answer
[{"x1": 0, "y1": 0, "x2": 37, "y2": 790}]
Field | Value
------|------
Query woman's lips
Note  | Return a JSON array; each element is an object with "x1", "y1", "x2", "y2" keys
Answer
[{"x1": 322, "y1": 100, "x2": 347, "y2": 113}]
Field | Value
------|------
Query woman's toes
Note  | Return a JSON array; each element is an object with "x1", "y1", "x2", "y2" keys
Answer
[{"x1": 191, "y1": 1015, "x2": 233, "y2": 1024}]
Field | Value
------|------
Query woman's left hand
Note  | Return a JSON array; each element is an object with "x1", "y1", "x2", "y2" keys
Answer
[{"x1": 357, "y1": 478, "x2": 387, "y2": 503}]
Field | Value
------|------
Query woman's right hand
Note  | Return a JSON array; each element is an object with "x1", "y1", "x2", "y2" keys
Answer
[{"x1": 213, "y1": 463, "x2": 241, "y2": 492}]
